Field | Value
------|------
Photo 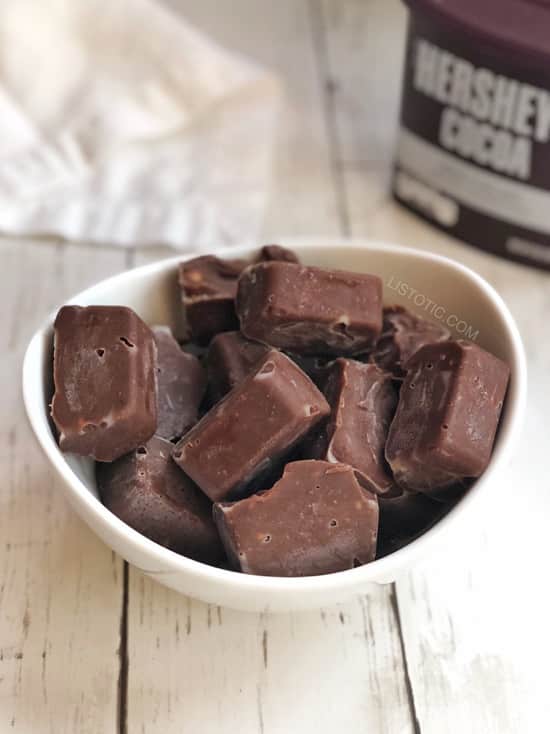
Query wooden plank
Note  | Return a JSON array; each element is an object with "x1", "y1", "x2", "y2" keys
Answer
[
  {"x1": 396, "y1": 525, "x2": 550, "y2": 733},
  {"x1": 312, "y1": 0, "x2": 409, "y2": 237},
  {"x1": 322, "y1": 0, "x2": 550, "y2": 731},
  {"x1": 318, "y1": 0, "x2": 408, "y2": 168},
  {"x1": 0, "y1": 238, "x2": 126, "y2": 733},
  {"x1": 124, "y1": 2, "x2": 414, "y2": 732},
  {"x1": 127, "y1": 575, "x2": 414, "y2": 734}
]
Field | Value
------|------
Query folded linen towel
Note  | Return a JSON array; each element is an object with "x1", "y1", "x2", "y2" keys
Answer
[{"x1": 0, "y1": 0, "x2": 280, "y2": 249}]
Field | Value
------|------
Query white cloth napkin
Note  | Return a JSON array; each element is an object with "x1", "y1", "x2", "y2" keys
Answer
[{"x1": 0, "y1": 0, "x2": 281, "y2": 249}]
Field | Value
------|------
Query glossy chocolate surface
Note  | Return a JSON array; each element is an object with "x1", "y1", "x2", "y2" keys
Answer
[
  {"x1": 173, "y1": 350, "x2": 330, "y2": 502},
  {"x1": 153, "y1": 327, "x2": 206, "y2": 440},
  {"x1": 258, "y1": 244, "x2": 300, "y2": 263},
  {"x1": 237, "y1": 262, "x2": 383, "y2": 355},
  {"x1": 385, "y1": 340, "x2": 510, "y2": 493},
  {"x1": 214, "y1": 460, "x2": 379, "y2": 576},
  {"x1": 98, "y1": 436, "x2": 224, "y2": 564},
  {"x1": 179, "y1": 256, "x2": 247, "y2": 345},
  {"x1": 370, "y1": 306, "x2": 450, "y2": 378},
  {"x1": 206, "y1": 331, "x2": 269, "y2": 403},
  {"x1": 51, "y1": 305, "x2": 157, "y2": 462},
  {"x1": 309, "y1": 359, "x2": 398, "y2": 494},
  {"x1": 179, "y1": 247, "x2": 302, "y2": 345}
]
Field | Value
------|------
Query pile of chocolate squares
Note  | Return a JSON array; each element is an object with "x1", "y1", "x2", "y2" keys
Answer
[{"x1": 51, "y1": 246, "x2": 510, "y2": 577}]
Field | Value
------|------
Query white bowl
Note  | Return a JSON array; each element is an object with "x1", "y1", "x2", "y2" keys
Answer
[{"x1": 22, "y1": 240, "x2": 527, "y2": 612}]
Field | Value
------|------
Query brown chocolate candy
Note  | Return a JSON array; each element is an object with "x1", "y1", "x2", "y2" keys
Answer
[
  {"x1": 51, "y1": 305, "x2": 157, "y2": 462},
  {"x1": 370, "y1": 306, "x2": 450, "y2": 378},
  {"x1": 173, "y1": 350, "x2": 330, "y2": 502},
  {"x1": 377, "y1": 491, "x2": 449, "y2": 558},
  {"x1": 213, "y1": 460, "x2": 379, "y2": 576},
  {"x1": 308, "y1": 359, "x2": 398, "y2": 494},
  {"x1": 153, "y1": 327, "x2": 206, "y2": 441},
  {"x1": 385, "y1": 340, "x2": 510, "y2": 494},
  {"x1": 236, "y1": 262, "x2": 383, "y2": 355},
  {"x1": 178, "y1": 249, "x2": 301, "y2": 345},
  {"x1": 206, "y1": 331, "x2": 269, "y2": 403},
  {"x1": 179, "y1": 256, "x2": 248, "y2": 345},
  {"x1": 258, "y1": 244, "x2": 300, "y2": 263},
  {"x1": 98, "y1": 436, "x2": 224, "y2": 564}
]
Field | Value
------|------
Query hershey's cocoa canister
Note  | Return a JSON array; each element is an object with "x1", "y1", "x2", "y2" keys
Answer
[{"x1": 393, "y1": 0, "x2": 550, "y2": 271}]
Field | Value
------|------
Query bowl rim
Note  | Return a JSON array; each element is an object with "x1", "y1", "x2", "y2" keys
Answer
[{"x1": 22, "y1": 238, "x2": 528, "y2": 595}]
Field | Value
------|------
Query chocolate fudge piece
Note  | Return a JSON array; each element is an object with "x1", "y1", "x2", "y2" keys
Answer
[
  {"x1": 370, "y1": 306, "x2": 450, "y2": 378},
  {"x1": 153, "y1": 327, "x2": 206, "y2": 441},
  {"x1": 385, "y1": 340, "x2": 510, "y2": 494},
  {"x1": 51, "y1": 305, "x2": 157, "y2": 462},
  {"x1": 308, "y1": 359, "x2": 398, "y2": 494},
  {"x1": 206, "y1": 331, "x2": 269, "y2": 403},
  {"x1": 258, "y1": 244, "x2": 300, "y2": 263},
  {"x1": 377, "y1": 491, "x2": 449, "y2": 558},
  {"x1": 173, "y1": 350, "x2": 330, "y2": 502},
  {"x1": 179, "y1": 256, "x2": 248, "y2": 345},
  {"x1": 98, "y1": 436, "x2": 224, "y2": 564},
  {"x1": 237, "y1": 262, "x2": 383, "y2": 355},
  {"x1": 213, "y1": 460, "x2": 379, "y2": 576}
]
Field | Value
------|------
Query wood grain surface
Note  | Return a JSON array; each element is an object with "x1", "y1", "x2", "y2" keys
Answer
[{"x1": 1, "y1": 1, "x2": 547, "y2": 733}]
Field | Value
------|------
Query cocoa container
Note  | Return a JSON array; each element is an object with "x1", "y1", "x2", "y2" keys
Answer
[{"x1": 393, "y1": 0, "x2": 550, "y2": 271}]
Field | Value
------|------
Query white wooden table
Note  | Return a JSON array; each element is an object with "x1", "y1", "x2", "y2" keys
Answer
[{"x1": 2, "y1": 1, "x2": 548, "y2": 732}]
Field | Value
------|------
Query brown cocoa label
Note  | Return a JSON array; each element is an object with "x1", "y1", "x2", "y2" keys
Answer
[{"x1": 393, "y1": 13, "x2": 550, "y2": 271}]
